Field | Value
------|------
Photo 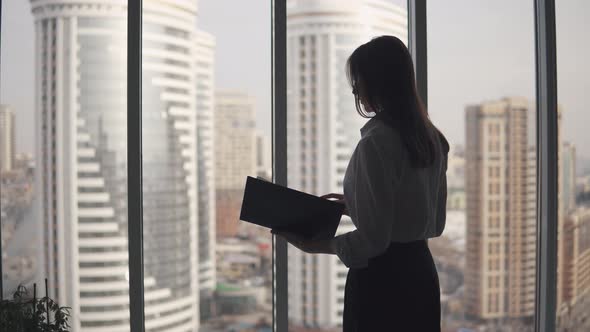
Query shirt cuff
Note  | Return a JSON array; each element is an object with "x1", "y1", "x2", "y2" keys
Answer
[{"x1": 332, "y1": 232, "x2": 369, "y2": 269}]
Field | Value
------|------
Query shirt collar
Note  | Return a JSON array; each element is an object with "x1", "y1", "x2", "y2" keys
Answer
[{"x1": 360, "y1": 116, "x2": 381, "y2": 137}]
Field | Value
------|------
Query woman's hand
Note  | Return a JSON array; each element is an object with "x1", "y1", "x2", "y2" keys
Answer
[
  {"x1": 271, "y1": 229, "x2": 335, "y2": 255},
  {"x1": 321, "y1": 193, "x2": 344, "y2": 200},
  {"x1": 321, "y1": 193, "x2": 349, "y2": 216}
]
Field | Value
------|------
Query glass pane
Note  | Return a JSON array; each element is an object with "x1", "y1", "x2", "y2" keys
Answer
[
  {"x1": 428, "y1": 1, "x2": 537, "y2": 331},
  {"x1": 141, "y1": 1, "x2": 272, "y2": 331},
  {"x1": 286, "y1": 1, "x2": 408, "y2": 330},
  {"x1": 556, "y1": 1, "x2": 590, "y2": 330},
  {"x1": 1, "y1": 1, "x2": 131, "y2": 331}
]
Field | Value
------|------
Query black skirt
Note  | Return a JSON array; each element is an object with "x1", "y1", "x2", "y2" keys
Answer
[{"x1": 343, "y1": 240, "x2": 441, "y2": 332}]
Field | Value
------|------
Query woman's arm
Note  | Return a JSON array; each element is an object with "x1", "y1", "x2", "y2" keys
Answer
[
  {"x1": 271, "y1": 229, "x2": 337, "y2": 255},
  {"x1": 273, "y1": 135, "x2": 402, "y2": 264},
  {"x1": 435, "y1": 153, "x2": 448, "y2": 236},
  {"x1": 331, "y1": 135, "x2": 402, "y2": 268},
  {"x1": 321, "y1": 193, "x2": 349, "y2": 216}
]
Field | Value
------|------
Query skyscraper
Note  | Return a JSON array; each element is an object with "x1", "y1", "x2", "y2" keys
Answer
[
  {"x1": 286, "y1": 0, "x2": 407, "y2": 327},
  {"x1": 256, "y1": 132, "x2": 272, "y2": 180},
  {"x1": 32, "y1": 0, "x2": 201, "y2": 330},
  {"x1": 464, "y1": 97, "x2": 536, "y2": 326},
  {"x1": 214, "y1": 91, "x2": 257, "y2": 238},
  {"x1": 195, "y1": 29, "x2": 217, "y2": 318},
  {"x1": 561, "y1": 142, "x2": 577, "y2": 213},
  {"x1": 0, "y1": 105, "x2": 16, "y2": 172},
  {"x1": 557, "y1": 207, "x2": 590, "y2": 330},
  {"x1": 557, "y1": 144, "x2": 590, "y2": 331}
]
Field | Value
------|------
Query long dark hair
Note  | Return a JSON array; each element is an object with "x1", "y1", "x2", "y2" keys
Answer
[{"x1": 346, "y1": 35, "x2": 442, "y2": 168}]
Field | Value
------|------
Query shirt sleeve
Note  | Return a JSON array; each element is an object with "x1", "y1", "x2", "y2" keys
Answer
[
  {"x1": 435, "y1": 165, "x2": 447, "y2": 237},
  {"x1": 331, "y1": 135, "x2": 402, "y2": 268},
  {"x1": 435, "y1": 130, "x2": 449, "y2": 236}
]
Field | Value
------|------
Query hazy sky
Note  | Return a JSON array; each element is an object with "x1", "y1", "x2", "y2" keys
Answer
[{"x1": 1, "y1": 0, "x2": 589, "y2": 158}]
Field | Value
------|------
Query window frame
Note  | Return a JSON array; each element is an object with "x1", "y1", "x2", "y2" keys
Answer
[
  {"x1": 534, "y1": 0, "x2": 559, "y2": 331},
  {"x1": 0, "y1": 2, "x2": 3, "y2": 302},
  {"x1": 272, "y1": 1, "x2": 289, "y2": 332},
  {"x1": 127, "y1": 0, "x2": 144, "y2": 331},
  {"x1": 405, "y1": 1, "x2": 559, "y2": 330}
]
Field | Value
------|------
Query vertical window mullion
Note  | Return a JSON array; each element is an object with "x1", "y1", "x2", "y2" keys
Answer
[
  {"x1": 534, "y1": 0, "x2": 558, "y2": 331},
  {"x1": 127, "y1": 0, "x2": 145, "y2": 331},
  {"x1": 408, "y1": 0, "x2": 428, "y2": 109},
  {"x1": 0, "y1": 0, "x2": 4, "y2": 301},
  {"x1": 271, "y1": 0, "x2": 288, "y2": 332},
  {"x1": 272, "y1": 0, "x2": 288, "y2": 331}
]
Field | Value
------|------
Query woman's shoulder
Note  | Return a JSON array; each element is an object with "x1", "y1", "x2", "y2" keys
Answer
[
  {"x1": 356, "y1": 122, "x2": 407, "y2": 180},
  {"x1": 363, "y1": 115, "x2": 401, "y2": 138},
  {"x1": 432, "y1": 126, "x2": 450, "y2": 155},
  {"x1": 359, "y1": 121, "x2": 406, "y2": 160}
]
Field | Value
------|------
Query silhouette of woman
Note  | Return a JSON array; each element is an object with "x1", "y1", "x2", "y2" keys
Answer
[{"x1": 273, "y1": 35, "x2": 448, "y2": 331}]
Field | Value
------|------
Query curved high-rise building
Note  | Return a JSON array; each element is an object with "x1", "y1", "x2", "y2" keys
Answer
[
  {"x1": 286, "y1": 0, "x2": 407, "y2": 328},
  {"x1": 31, "y1": 0, "x2": 205, "y2": 331},
  {"x1": 194, "y1": 29, "x2": 217, "y2": 318},
  {"x1": 142, "y1": 0, "x2": 200, "y2": 330}
]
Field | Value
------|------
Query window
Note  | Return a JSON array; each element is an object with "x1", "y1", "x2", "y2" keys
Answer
[
  {"x1": 488, "y1": 123, "x2": 496, "y2": 135},
  {"x1": 488, "y1": 200, "x2": 501, "y2": 213},
  {"x1": 286, "y1": 1, "x2": 408, "y2": 330},
  {"x1": 427, "y1": 0, "x2": 537, "y2": 329},
  {"x1": 555, "y1": 1, "x2": 590, "y2": 330},
  {"x1": 488, "y1": 182, "x2": 496, "y2": 195},
  {"x1": 186, "y1": 3, "x2": 272, "y2": 327},
  {"x1": 1, "y1": 2, "x2": 132, "y2": 330}
]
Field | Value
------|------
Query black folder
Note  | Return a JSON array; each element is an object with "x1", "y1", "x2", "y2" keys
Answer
[{"x1": 240, "y1": 176, "x2": 345, "y2": 240}]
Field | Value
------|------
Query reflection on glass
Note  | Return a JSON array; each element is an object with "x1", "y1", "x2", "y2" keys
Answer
[
  {"x1": 286, "y1": 0, "x2": 407, "y2": 330},
  {"x1": 556, "y1": 1, "x2": 590, "y2": 330}
]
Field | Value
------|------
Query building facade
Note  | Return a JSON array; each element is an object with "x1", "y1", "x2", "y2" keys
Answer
[
  {"x1": 31, "y1": 0, "x2": 202, "y2": 330},
  {"x1": 464, "y1": 97, "x2": 536, "y2": 327},
  {"x1": 256, "y1": 132, "x2": 272, "y2": 180},
  {"x1": 195, "y1": 29, "x2": 217, "y2": 318},
  {"x1": 557, "y1": 208, "x2": 590, "y2": 330},
  {"x1": 561, "y1": 142, "x2": 577, "y2": 213},
  {"x1": 286, "y1": 0, "x2": 407, "y2": 327},
  {"x1": 214, "y1": 91, "x2": 258, "y2": 238},
  {"x1": 0, "y1": 105, "x2": 16, "y2": 172}
]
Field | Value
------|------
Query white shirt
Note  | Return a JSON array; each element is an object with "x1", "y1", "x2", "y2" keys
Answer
[{"x1": 332, "y1": 116, "x2": 449, "y2": 269}]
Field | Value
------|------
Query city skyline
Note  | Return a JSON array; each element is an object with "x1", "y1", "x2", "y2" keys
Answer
[
  {"x1": 2, "y1": 1, "x2": 590, "y2": 160},
  {"x1": 2, "y1": 1, "x2": 590, "y2": 332},
  {"x1": 2, "y1": 1, "x2": 275, "y2": 330}
]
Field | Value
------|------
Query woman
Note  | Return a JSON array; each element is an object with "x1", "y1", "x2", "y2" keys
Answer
[{"x1": 272, "y1": 35, "x2": 449, "y2": 331}]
